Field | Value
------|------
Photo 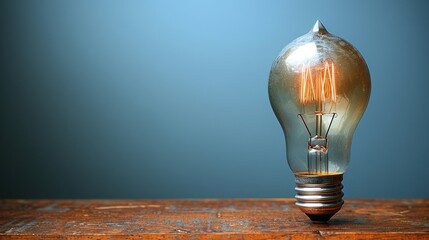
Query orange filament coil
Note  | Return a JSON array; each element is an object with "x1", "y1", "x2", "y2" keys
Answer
[{"x1": 300, "y1": 62, "x2": 337, "y2": 104}]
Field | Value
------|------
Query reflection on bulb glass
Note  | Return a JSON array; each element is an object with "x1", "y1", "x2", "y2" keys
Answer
[{"x1": 268, "y1": 20, "x2": 371, "y2": 222}]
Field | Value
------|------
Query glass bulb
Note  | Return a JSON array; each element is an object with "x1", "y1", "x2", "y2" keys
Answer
[{"x1": 268, "y1": 20, "x2": 371, "y2": 222}]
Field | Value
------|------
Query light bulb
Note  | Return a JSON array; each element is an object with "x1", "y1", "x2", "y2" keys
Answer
[{"x1": 268, "y1": 20, "x2": 371, "y2": 222}]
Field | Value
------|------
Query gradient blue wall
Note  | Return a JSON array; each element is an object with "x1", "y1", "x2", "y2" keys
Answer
[{"x1": 1, "y1": 0, "x2": 428, "y2": 198}]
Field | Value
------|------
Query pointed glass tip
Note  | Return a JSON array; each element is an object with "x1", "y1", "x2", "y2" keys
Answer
[{"x1": 312, "y1": 20, "x2": 328, "y2": 34}]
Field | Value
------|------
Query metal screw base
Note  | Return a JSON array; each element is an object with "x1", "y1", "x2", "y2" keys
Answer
[{"x1": 294, "y1": 173, "x2": 344, "y2": 223}]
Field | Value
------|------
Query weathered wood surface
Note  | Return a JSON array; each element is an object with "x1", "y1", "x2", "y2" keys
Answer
[{"x1": 0, "y1": 199, "x2": 428, "y2": 239}]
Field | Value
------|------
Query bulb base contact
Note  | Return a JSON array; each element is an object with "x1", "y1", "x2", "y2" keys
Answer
[{"x1": 294, "y1": 173, "x2": 344, "y2": 222}]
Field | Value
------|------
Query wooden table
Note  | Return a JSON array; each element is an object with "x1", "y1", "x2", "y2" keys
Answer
[{"x1": 0, "y1": 199, "x2": 428, "y2": 239}]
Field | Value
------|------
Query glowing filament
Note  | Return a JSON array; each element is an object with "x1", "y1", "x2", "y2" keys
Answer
[{"x1": 300, "y1": 62, "x2": 337, "y2": 104}]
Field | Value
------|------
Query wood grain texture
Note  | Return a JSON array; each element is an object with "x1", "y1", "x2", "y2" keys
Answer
[{"x1": 0, "y1": 199, "x2": 428, "y2": 239}]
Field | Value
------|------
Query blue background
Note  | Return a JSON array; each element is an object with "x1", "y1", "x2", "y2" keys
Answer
[{"x1": 1, "y1": 0, "x2": 428, "y2": 199}]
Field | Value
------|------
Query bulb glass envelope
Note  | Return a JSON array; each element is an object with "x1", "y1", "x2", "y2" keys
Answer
[{"x1": 268, "y1": 21, "x2": 371, "y2": 174}]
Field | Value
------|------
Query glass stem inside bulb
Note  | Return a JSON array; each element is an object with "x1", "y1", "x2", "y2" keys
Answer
[{"x1": 298, "y1": 112, "x2": 336, "y2": 175}]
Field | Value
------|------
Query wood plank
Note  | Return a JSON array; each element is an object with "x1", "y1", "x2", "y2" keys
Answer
[{"x1": 0, "y1": 199, "x2": 428, "y2": 239}]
